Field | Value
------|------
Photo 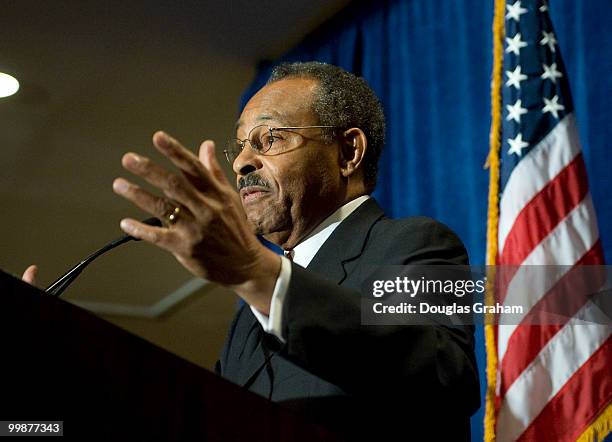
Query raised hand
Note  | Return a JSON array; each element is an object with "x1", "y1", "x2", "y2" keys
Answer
[{"x1": 112, "y1": 131, "x2": 280, "y2": 314}]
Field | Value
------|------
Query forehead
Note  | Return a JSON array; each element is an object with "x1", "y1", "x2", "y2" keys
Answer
[{"x1": 235, "y1": 77, "x2": 318, "y2": 134}]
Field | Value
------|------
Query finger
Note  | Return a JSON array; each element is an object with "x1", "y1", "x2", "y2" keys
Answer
[
  {"x1": 119, "y1": 218, "x2": 176, "y2": 251},
  {"x1": 153, "y1": 131, "x2": 214, "y2": 186},
  {"x1": 199, "y1": 140, "x2": 231, "y2": 186},
  {"x1": 22, "y1": 264, "x2": 38, "y2": 286},
  {"x1": 121, "y1": 152, "x2": 203, "y2": 212},
  {"x1": 113, "y1": 177, "x2": 194, "y2": 221}
]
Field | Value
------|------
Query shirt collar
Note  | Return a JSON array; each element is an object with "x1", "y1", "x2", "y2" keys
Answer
[{"x1": 289, "y1": 195, "x2": 370, "y2": 268}]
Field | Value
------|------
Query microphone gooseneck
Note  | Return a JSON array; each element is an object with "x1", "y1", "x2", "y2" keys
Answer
[{"x1": 45, "y1": 217, "x2": 162, "y2": 297}]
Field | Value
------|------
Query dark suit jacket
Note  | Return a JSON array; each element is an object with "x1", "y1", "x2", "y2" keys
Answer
[{"x1": 216, "y1": 199, "x2": 480, "y2": 440}]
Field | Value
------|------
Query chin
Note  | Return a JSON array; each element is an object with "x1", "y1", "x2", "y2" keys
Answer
[{"x1": 246, "y1": 207, "x2": 291, "y2": 238}]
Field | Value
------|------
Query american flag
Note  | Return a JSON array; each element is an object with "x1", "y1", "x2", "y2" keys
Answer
[{"x1": 486, "y1": 1, "x2": 611, "y2": 441}]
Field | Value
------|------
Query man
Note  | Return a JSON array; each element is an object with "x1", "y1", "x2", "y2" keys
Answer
[{"x1": 24, "y1": 62, "x2": 480, "y2": 439}]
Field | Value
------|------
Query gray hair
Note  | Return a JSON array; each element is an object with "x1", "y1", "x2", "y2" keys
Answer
[{"x1": 267, "y1": 61, "x2": 386, "y2": 192}]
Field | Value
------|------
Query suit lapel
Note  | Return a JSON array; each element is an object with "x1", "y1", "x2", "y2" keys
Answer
[
  {"x1": 232, "y1": 309, "x2": 266, "y2": 384},
  {"x1": 239, "y1": 198, "x2": 385, "y2": 388},
  {"x1": 306, "y1": 198, "x2": 385, "y2": 284}
]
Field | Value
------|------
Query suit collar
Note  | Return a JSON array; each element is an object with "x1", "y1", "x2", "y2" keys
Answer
[
  {"x1": 306, "y1": 198, "x2": 385, "y2": 284},
  {"x1": 291, "y1": 195, "x2": 370, "y2": 268}
]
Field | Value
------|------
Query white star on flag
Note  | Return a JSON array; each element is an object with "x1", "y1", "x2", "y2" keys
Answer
[
  {"x1": 542, "y1": 95, "x2": 565, "y2": 119},
  {"x1": 505, "y1": 65, "x2": 528, "y2": 89},
  {"x1": 508, "y1": 133, "x2": 529, "y2": 156},
  {"x1": 506, "y1": 1, "x2": 528, "y2": 22},
  {"x1": 506, "y1": 99, "x2": 528, "y2": 123},
  {"x1": 540, "y1": 31, "x2": 557, "y2": 52},
  {"x1": 541, "y1": 62, "x2": 563, "y2": 83},
  {"x1": 505, "y1": 33, "x2": 528, "y2": 55},
  {"x1": 539, "y1": 3, "x2": 548, "y2": 12}
]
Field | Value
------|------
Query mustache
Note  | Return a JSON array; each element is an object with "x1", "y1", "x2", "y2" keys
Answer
[{"x1": 238, "y1": 174, "x2": 271, "y2": 191}]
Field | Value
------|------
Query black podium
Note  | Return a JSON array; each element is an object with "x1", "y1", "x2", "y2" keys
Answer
[{"x1": 0, "y1": 271, "x2": 340, "y2": 441}]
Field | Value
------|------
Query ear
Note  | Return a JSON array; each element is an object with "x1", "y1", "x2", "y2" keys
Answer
[{"x1": 339, "y1": 127, "x2": 367, "y2": 178}]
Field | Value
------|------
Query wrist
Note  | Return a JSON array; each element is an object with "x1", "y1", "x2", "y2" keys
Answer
[{"x1": 230, "y1": 248, "x2": 281, "y2": 315}]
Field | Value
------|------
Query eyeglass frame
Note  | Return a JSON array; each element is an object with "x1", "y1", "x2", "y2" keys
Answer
[{"x1": 223, "y1": 124, "x2": 341, "y2": 165}]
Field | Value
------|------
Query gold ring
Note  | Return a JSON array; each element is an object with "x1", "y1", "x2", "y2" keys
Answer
[{"x1": 167, "y1": 207, "x2": 181, "y2": 225}]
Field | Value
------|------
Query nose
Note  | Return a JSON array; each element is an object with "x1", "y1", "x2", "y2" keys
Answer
[{"x1": 232, "y1": 144, "x2": 263, "y2": 176}]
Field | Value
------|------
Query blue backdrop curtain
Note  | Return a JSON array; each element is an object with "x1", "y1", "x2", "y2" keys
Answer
[{"x1": 239, "y1": 1, "x2": 611, "y2": 440}]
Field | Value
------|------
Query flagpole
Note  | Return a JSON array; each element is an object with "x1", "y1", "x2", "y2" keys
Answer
[{"x1": 484, "y1": 0, "x2": 506, "y2": 440}]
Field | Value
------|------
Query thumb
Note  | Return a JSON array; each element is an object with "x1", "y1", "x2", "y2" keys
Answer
[
  {"x1": 22, "y1": 264, "x2": 39, "y2": 286},
  {"x1": 199, "y1": 140, "x2": 230, "y2": 185}
]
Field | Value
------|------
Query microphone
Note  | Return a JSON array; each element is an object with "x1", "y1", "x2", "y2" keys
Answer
[{"x1": 45, "y1": 217, "x2": 162, "y2": 297}]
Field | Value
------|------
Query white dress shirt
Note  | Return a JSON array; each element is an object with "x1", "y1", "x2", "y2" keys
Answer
[{"x1": 250, "y1": 195, "x2": 370, "y2": 342}]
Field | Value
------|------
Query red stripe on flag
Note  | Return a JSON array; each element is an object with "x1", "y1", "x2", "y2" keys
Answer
[
  {"x1": 499, "y1": 153, "x2": 589, "y2": 265},
  {"x1": 498, "y1": 241, "x2": 605, "y2": 396},
  {"x1": 517, "y1": 336, "x2": 612, "y2": 442}
]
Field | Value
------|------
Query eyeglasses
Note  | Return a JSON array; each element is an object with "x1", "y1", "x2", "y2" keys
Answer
[{"x1": 224, "y1": 124, "x2": 339, "y2": 165}]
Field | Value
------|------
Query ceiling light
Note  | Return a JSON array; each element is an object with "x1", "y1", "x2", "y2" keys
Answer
[{"x1": 0, "y1": 72, "x2": 20, "y2": 98}]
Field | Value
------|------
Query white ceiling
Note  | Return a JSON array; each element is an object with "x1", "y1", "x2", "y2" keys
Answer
[{"x1": 0, "y1": 0, "x2": 350, "y2": 306}]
